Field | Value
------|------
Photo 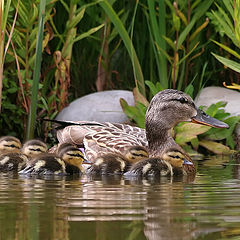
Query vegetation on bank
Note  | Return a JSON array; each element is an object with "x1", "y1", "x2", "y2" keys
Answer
[{"x1": 1, "y1": 0, "x2": 240, "y2": 153}]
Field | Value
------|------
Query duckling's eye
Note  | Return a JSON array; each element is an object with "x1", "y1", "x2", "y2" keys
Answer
[
  {"x1": 29, "y1": 148, "x2": 42, "y2": 152},
  {"x1": 169, "y1": 154, "x2": 181, "y2": 159},
  {"x1": 179, "y1": 97, "x2": 188, "y2": 104},
  {"x1": 7, "y1": 144, "x2": 19, "y2": 149}
]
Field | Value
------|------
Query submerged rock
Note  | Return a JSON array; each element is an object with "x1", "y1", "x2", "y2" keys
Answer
[{"x1": 56, "y1": 90, "x2": 134, "y2": 123}]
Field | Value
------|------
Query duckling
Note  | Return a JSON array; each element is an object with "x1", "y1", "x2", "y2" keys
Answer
[
  {"x1": 0, "y1": 139, "x2": 47, "y2": 172},
  {"x1": 0, "y1": 136, "x2": 22, "y2": 154},
  {"x1": 125, "y1": 149, "x2": 194, "y2": 177},
  {"x1": 19, "y1": 143, "x2": 85, "y2": 175},
  {"x1": 88, "y1": 145, "x2": 149, "y2": 175},
  {"x1": 57, "y1": 143, "x2": 85, "y2": 174},
  {"x1": 22, "y1": 139, "x2": 48, "y2": 158}
]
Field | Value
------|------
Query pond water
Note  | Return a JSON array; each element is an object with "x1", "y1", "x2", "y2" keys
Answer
[{"x1": 0, "y1": 155, "x2": 240, "y2": 240}]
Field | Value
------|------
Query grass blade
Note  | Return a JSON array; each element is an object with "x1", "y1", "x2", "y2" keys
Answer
[
  {"x1": 212, "y1": 53, "x2": 240, "y2": 73},
  {"x1": 99, "y1": 0, "x2": 146, "y2": 96},
  {"x1": 26, "y1": 0, "x2": 46, "y2": 140}
]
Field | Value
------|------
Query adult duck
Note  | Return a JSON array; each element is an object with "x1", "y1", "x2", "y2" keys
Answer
[{"x1": 47, "y1": 89, "x2": 229, "y2": 176}]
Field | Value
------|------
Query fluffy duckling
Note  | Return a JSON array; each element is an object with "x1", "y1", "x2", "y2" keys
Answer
[
  {"x1": 0, "y1": 139, "x2": 48, "y2": 172},
  {"x1": 57, "y1": 143, "x2": 85, "y2": 174},
  {"x1": 22, "y1": 139, "x2": 48, "y2": 158},
  {"x1": 19, "y1": 143, "x2": 85, "y2": 175},
  {"x1": 0, "y1": 136, "x2": 22, "y2": 154},
  {"x1": 124, "y1": 149, "x2": 194, "y2": 177},
  {"x1": 88, "y1": 146, "x2": 149, "y2": 175}
]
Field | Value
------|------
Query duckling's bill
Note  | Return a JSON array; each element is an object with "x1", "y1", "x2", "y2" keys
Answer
[
  {"x1": 183, "y1": 159, "x2": 193, "y2": 165},
  {"x1": 191, "y1": 109, "x2": 229, "y2": 128}
]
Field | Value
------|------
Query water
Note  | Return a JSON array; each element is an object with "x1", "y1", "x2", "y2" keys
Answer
[{"x1": 0, "y1": 155, "x2": 240, "y2": 240}]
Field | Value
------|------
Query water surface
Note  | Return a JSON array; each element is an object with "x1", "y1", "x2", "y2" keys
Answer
[{"x1": 0, "y1": 155, "x2": 240, "y2": 240}]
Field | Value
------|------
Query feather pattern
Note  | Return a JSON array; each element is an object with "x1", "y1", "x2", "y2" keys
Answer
[{"x1": 57, "y1": 122, "x2": 147, "y2": 162}]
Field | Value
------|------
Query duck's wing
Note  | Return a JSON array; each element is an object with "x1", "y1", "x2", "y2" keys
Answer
[{"x1": 56, "y1": 121, "x2": 147, "y2": 162}]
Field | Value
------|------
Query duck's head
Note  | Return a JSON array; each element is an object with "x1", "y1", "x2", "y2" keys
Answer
[
  {"x1": 123, "y1": 146, "x2": 149, "y2": 163},
  {"x1": 146, "y1": 89, "x2": 228, "y2": 130},
  {"x1": 57, "y1": 143, "x2": 85, "y2": 171},
  {"x1": 0, "y1": 136, "x2": 22, "y2": 153},
  {"x1": 146, "y1": 89, "x2": 228, "y2": 143},
  {"x1": 22, "y1": 139, "x2": 48, "y2": 157}
]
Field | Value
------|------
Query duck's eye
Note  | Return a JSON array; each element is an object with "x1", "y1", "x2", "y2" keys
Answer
[{"x1": 179, "y1": 97, "x2": 188, "y2": 104}]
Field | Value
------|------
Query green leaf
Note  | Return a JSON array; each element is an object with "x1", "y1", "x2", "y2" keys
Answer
[
  {"x1": 199, "y1": 140, "x2": 233, "y2": 154},
  {"x1": 99, "y1": 0, "x2": 146, "y2": 96},
  {"x1": 162, "y1": 36, "x2": 176, "y2": 50},
  {"x1": 172, "y1": 13, "x2": 180, "y2": 31},
  {"x1": 7, "y1": 87, "x2": 18, "y2": 94},
  {"x1": 212, "y1": 40, "x2": 240, "y2": 59},
  {"x1": 191, "y1": 137, "x2": 199, "y2": 150},
  {"x1": 204, "y1": 101, "x2": 227, "y2": 117},
  {"x1": 212, "y1": 53, "x2": 240, "y2": 73},
  {"x1": 177, "y1": 0, "x2": 214, "y2": 49},
  {"x1": 67, "y1": 8, "x2": 85, "y2": 30},
  {"x1": 214, "y1": 112, "x2": 230, "y2": 120},
  {"x1": 222, "y1": 0, "x2": 234, "y2": 17},
  {"x1": 175, "y1": 123, "x2": 210, "y2": 145},
  {"x1": 184, "y1": 83, "x2": 194, "y2": 98},
  {"x1": 211, "y1": 10, "x2": 236, "y2": 45},
  {"x1": 73, "y1": 24, "x2": 104, "y2": 43},
  {"x1": 120, "y1": 98, "x2": 145, "y2": 128},
  {"x1": 216, "y1": 3, "x2": 234, "y2": 32},
  {"x1": 145, "y1": 81, "x2": 163, "y2": 96}
]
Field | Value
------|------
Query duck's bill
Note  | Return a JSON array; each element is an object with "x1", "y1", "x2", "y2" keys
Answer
[{"x1": 191, "y1": 109, "x2": 229, "y2": 128}]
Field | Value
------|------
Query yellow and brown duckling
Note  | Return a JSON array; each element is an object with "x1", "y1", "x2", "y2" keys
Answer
[
  {"x1": 0, "y1": 136, "x2": 22, "y2": 154},
  {"x1": 88, "y1": 145, "x2": 149, "y2": 175},
  {"x1": 22, "y1": 139, "x2": 48, "y2": 158},
  {"x1": 47, "y1": 89, "x2": 229, "y2": 177},
  {"x1": 125, "y1": 149, "x2": 194, "y2": 177},
  {"x1": 19, "y1": 143, "x2": 85, "y2": 175},
  {"x1": 57, "y1": 143, "x2": 85, "y2": 174},
  {"x1": 0, "y1": 139, "x2": 48, "y2": 172}
]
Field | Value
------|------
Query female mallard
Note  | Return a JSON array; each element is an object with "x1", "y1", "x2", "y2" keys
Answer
[
  {"x1": 0, "y1": 139, "x2": 48, "y2": 172},
  {"x1": 47, "y1": 89, "x2": 228, "y2": 176},
  {"x1": 19, "y1": 143, "x2": 85, "y2": 175}
]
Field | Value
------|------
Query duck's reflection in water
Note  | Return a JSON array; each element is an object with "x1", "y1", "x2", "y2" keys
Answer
[
  {"x1": 74, "y1": 174, "x2": 197, "y2": 240},
  {"x1": 1, "y1": 162, "x2": 240, "y2": 240}
]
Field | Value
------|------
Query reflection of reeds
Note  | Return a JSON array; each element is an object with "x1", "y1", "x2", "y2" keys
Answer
[{"x1": 2, "y1": 166, "x2": 240, "y2": 240}]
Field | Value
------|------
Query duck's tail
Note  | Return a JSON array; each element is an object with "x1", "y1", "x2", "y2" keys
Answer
[{"x1": 42, "y1": 119, "x2": 104, "y2": 130}]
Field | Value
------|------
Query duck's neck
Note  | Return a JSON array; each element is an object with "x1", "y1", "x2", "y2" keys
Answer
[{"x1": 146, "y1": 121, "x2": 179, "y2": 158}]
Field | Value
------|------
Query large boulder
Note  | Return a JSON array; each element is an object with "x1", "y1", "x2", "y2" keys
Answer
[
  {"x1": 194, "y1": 86, "x2": 240, "y2": 116},
  {"x1": 195, "y1": 86, "x2": 240, "y2": 149},
  {"x1": 56, "y1": 90, "x2": 134, "y2": 123}
]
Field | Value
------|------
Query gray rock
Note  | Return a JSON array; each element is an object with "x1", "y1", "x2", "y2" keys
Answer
[
  {"x1": 195, "y1": 86, "x2": 240, "y2": 149},
  {"x1": 194, "y1": 86, "x2": 240, "y2": 116},
  {"x1": 56, "y1": 90, "x2": 134, "y2": 123}
]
